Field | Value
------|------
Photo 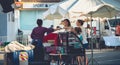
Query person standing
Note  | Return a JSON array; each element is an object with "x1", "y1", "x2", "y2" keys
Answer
[
  {"x1": 47, "y1": 25, "x2": 54, "y2": 34},
  {"x1": 76, "y1": 19, "x2": 88, "y2": 47},
  {"x1": 115, "y1": 22, "x2": 120, "y2": 36},
  {"x1": 86, "y1": 24, "x2": 91, "y2": 48},
  {"x1": 74, "y1": 20, "x2": 88, "y2": 65},
  {"x1": 31, "y1": 19, "x2": 54, "y2": 61},
  {"x1": 86, "y1": 24, "x2": 91, "y2": 38},
  {"x1": 63, "y1": 19, "x2": 73, "y2": 32}
]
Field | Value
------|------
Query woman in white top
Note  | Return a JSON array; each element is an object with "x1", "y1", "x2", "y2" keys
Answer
[
  {"x1": 75, "y1": 19, "x2": 88, "y2": 65},
  {"x1": 76, "y1": 19, "x2": 88, "y2": 46}
]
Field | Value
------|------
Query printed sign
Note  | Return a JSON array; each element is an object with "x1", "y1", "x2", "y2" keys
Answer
[
  {"x1": 19, "y1": 52, "x2": 28, "y2": 61},
  {"x1": 23, "y1": 3, "x2": 55, "y2": 8}
]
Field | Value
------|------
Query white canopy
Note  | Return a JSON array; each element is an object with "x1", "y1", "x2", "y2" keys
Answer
[
  {"x1": 69, "y1": 0, "x2": 120, "y2": 18},
  {"x1": 43, "y1": 0, "x2": 78, "y2": 20},
  {"x1": 43, "y1": 0, "x2": 120, "y2": 20}
]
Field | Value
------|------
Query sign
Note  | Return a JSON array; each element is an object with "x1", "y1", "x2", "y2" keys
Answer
[
  {"x1": 15, "y1": 2, "x2": 23, "y2": 9},
  {"x1": 23, "y1": 3, "x2": 55, "y2": 9},
  {"x1": 19, "y1": 52, "x2": 28, "y2": 61},
  {"x1": 19, "y1": 51, "x2": 28, "y2": 65}
]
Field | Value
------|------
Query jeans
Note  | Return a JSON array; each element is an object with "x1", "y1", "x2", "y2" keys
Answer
[
  {"x1": 32, "y1": 39, "x2": 44, "y2": 61},
  {"x1": 83, "y1": 43, "x2": 89, "y2": 49},
  {"x1": 32, "y1": 39, "x2": 43, "y2": 47}
]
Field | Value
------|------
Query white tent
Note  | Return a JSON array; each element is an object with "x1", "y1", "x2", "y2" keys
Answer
[{"x1": 43, "y1": 0, "x2": 120, "y2": 20}]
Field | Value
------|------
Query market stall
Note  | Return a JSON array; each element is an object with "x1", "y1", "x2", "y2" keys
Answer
[{"x1": 43, "y1": 32, "x2": 86, "y2": 65}]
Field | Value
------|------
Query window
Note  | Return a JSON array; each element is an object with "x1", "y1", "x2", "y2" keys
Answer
[{"x1": 109, "y1": 19, "x2": 120, "y2": 27}]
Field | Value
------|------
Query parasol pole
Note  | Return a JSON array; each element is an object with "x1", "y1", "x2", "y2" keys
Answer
[
  {"x1": 88, "y1": 13, "x2": 99, "y2": 65},
  {"x1": 90, "y1": 13, "x2": 94, "y2": 65}
]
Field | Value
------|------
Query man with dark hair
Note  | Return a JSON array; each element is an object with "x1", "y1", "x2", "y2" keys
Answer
[
  {"x1": 37, "y1": 19, "x2": 43, "y2": 26},
  {"x1": 31, "y1": 19, "x2": 54, "y2": 61}
]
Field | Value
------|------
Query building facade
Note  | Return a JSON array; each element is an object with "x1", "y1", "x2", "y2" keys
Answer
[
  {"x1": 0, "y1": 0, "x2": 65, "y2": 42},
  {"x1": 0, "y1": 2, "x2": 16, "y2": 42},
  {"x1": 14, "y1": 0, "x2": 64, "y2": 34}
]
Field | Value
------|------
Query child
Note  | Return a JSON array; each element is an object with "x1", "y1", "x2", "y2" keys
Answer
[
  {"x1": 74, "y1": 27, "x2": 83, "y2": 41},
  {"x1": 74, "y1": 27, "x2": 88, "y2": 65}
]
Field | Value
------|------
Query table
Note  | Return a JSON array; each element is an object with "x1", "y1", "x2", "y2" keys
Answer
[{"x1": 103, "y1": 36, "x2": 120, "y2": 46}]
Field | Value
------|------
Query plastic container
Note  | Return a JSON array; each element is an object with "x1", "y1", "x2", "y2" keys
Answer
[
  {"x1": 26, "y1": 50, "x2": 34, "y2": 62},
  {"x1": 4, "y1": 50, "x2": 34, "y2": 65},
  {"x1": 5, "y1": 51, "x2": 19, "y2": 65},
  {"x1": 19, "y1": 51, "x2": 28, "y2": 65}
]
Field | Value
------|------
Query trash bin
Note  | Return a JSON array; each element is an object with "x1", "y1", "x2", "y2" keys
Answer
[
  {"x1": 26, "y1": 50, "x2": 34, "y2": 62},
  {"x1": 4, "y1": 50, "x2": 34, "y2": 65},
  {"x1": 5, "y1": 51, "x2": 20, "y2": 65},
  {"x1": 19, "y1": 51, "x2": 29, "y2": 65}
]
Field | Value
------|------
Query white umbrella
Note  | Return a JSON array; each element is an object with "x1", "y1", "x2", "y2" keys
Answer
[
  {"x1": 69, "y1": 0, "x2": 120, "y2": 18},
  {"x1": 43, "y1": 9, "x2": 63, "y2": 20},
  {"x1": 43, "y1": 0, "x2": 78, "y2": 20},
  {"x1": 43, "y1": 0, "x2": 120, "y2": 20}
]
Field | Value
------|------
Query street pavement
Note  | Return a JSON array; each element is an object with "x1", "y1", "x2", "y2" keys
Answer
[
  {"x1": 0, "y1": 49, "x2": 120, "y2": 65},
  {"x1": 86, "y1": 49, "x2": 120, "y2": 65}
]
